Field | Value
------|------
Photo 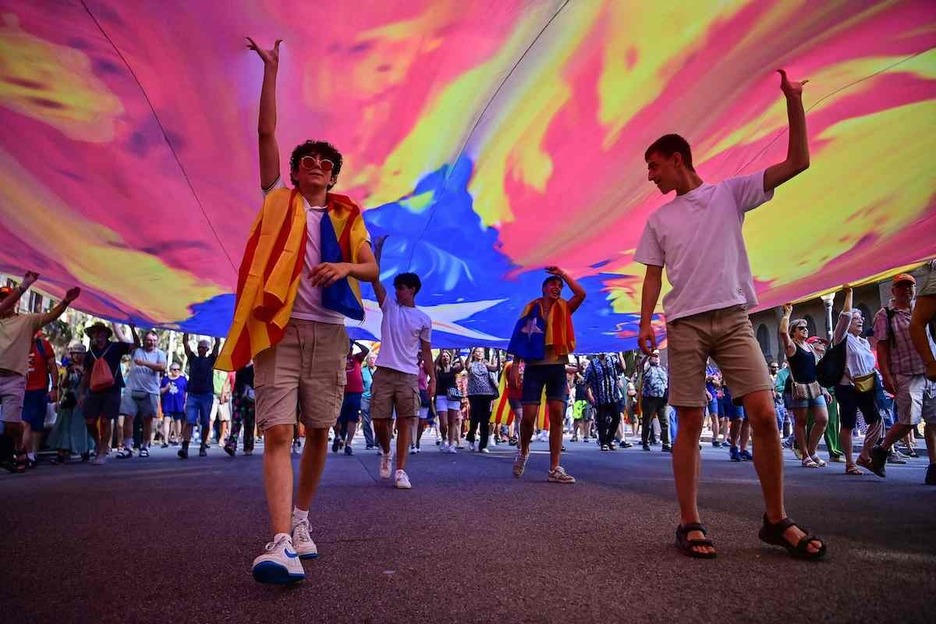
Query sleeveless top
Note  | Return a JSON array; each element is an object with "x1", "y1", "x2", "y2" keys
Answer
[
  {"x1": 436, "y1": 367, "x2": 457, "y2": 393},
  {"x1": 787, "y1": 343, "x2": 818, "y2": 384},
  {"x1": 466, "y1": 362, "x2": 494, "y2": 396}
]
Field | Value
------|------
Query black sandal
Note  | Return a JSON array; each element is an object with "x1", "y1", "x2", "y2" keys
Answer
[
  {"x1": 758, "y1": 514, "x2": 827, "y2": 560},
  {"x1": 675, "y1": 522, "x2": 717, "y2": 559}
]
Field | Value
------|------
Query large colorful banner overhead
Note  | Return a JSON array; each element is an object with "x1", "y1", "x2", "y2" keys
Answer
[{"x1": 0, "y1": 1, "x2": 934, "y2": 351}]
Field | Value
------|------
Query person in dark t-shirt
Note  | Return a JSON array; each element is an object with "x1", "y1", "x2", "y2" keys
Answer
[
  {"x1": 81, "y1": 322, "x2": 140, "y2": 464},
  {"x1": 179, "y1": 334, "x2": 220, "y2": 458}
]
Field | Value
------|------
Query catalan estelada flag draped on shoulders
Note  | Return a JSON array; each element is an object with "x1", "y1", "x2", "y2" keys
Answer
[
  {"x1": 506, "y1": 298, "x2": 575, "y2": 360},
  {"x1": 217, "y1": 188, "x2": 369, "y2": 371}
]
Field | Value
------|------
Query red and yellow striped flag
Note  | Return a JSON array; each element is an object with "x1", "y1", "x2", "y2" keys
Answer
[{"x1": 491, "y1": 367, "x2": 548, "y2": 429}]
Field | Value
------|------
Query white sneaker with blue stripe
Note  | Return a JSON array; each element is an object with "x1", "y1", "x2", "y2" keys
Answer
[
  {"x1": 291, "y1": 519, "x2": 319, "y2": 559},
  {"x1": 252, "y1": 533, "x2": 305, "y2": 584}
]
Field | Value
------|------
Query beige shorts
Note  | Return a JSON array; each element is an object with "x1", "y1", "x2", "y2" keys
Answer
[
  {"x1": 211, "y1": 397, "x2": 232, "y2": 422},
  {"x1": 370, "y1": 367, "x2": 419, "y2": 420},
  {"x1": 666, "y1": 305, "x2": 773, "y2": 408},
  {"x1": 893, "y1": 373, "x2": 936, "y2": 426},
  {"x1": 0, "y1": 373, "x2": 25, "y2": 423},
  {"x1": 254, "y1": 319, "x2": 348, "y2": 432}
]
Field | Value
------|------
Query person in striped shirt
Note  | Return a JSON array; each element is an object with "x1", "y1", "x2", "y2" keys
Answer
[{"x1": 869, "y1": 273, "x2": 936, "y2": 484}]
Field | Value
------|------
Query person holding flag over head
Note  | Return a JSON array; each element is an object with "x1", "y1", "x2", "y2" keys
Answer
[{"x1": 507, "y1": 267, "x2": 585, "y2": 483}]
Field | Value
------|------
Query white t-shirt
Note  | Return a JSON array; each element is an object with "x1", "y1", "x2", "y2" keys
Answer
[
  {"x1": 264, "y1": 179, "x2": 346, "y2": 325},
  {"x1": 634, "y1": 171, "x2": 774, "y2": 321},
  {"x1": 375, "y1": 296, "x2": 432, "y2": 376}
]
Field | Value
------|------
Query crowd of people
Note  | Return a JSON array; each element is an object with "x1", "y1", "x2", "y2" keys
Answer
[{"x1": 3, "y1": 41, "x2": 935, "y2": 585}]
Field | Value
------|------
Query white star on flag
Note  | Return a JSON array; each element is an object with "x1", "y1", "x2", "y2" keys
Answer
[{"x1": 520, "y1": 316, "x2": 543, "y2": 341}]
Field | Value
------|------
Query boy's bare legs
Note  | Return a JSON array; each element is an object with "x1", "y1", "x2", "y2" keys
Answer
[
  {"x1": 671, "y1": 407, "x2": 709, "y2": 554},
  {"x1": 547, "y1": 401, "x2": 565, "y2": 470},
  {"x1": 395, "y1": 416, "x2": 413, "y2": 470},
  {"x1": 743, "y1": 390, "x2": 822, "y2": 554},
  {"x1": 295, "y1": 427, "x2": 329, "y2": 511},
  {"x1": 673, "y1": 392, "x2": 821, "y2": 555},
  {"x1": 262, "y1": 424, "x2": 294, "y2": 535},
  {"x1": 518, "y1": 404, "x2": 537, "y2": 456}
]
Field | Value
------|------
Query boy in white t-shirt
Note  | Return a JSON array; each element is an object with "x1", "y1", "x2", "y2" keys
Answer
[
  {"x1": 370, "y1": 237, "x2": 435, "y2": 489},
  {"x1": 237, "y1": 39, "x2": 379, "y2": 585},
  {"x1": 635, "y1": 70, "x2": 826, "y2": 561}
]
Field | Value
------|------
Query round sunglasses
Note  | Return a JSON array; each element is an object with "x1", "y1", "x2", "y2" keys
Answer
[{"x1": 299, "y1": 155, "x2": 335, "y2": 173}]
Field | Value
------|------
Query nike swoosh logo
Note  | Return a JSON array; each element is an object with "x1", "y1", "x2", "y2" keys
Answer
[{"x1": 285, "y1": 550, "x2": 299, "y2": 559}]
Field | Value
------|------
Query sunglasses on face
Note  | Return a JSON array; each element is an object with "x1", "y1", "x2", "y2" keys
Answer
[
  {"x1": 170, "y1": 368, "x2": 180, "y2": 372},
  {"x1": 299, "y1": 155, "x2": 334, "y2": 172}
]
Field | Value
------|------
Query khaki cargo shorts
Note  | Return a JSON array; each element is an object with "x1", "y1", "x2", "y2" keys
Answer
[
  {"x1": 666, "y1": 305, "x2": 773, "y2": 408},
  {"x1": 255, "y1": 319, "x2": 348, "y2": 432},
  {"x1": 370, "y1": 367, "x2": 419, "y2": 420},
  {"x1": 893, "y1": 374, "x2": 936, "y2": 426}
]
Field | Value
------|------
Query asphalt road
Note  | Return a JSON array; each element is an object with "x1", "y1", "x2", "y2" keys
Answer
[{"x1": 1, "y1": 435, "x2": 933, "y2": 624}]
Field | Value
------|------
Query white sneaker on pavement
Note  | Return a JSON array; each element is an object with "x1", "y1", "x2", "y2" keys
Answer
[
  {"x1": 379, "y1": 452, "x2": 393, "y2": 479},
  {"x1": 394, "y1": 469, "x2": 412, "y2": 489},
  {"x1": 469, "y1": 442, "x2": 476, "y2": 452},
  {"x1": 480, "y1": 448, "x2": 490, "y2": 454},
  {"x1": 252, "y1": 533, "x2": 305, "y2": 585},
  {"x1": 512, "y1": 451, "x2": 529, "y2": 478},
  {"x1": 291, "y1": 519, "x2": 319, "y2": 559},
  {"x1": 547, "y1": 465, "x2": 576, "y2": 484}
]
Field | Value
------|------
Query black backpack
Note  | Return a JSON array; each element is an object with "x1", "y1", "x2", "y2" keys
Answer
[{"x1": 815, "y1": 339, "x2": 846, "y2": 388}]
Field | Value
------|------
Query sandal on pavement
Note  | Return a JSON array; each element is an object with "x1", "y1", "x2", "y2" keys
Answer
[
  {"x1": 675, "y1": 523, "x2": 717, "y2": 559},
  {"x1": 758, "y1": 514, "x2": 827, "y2": 561},
  {"x1": 801, "y1": 457, "x2": 819, "y2": 468},
  {"x1": 845, "y1": 464, "x2": 863, "y2": 476},
  {"x1": 810, "y1": 455, "x2": 827, "y2": 467}
]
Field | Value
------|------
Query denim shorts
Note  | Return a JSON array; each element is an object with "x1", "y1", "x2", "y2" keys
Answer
[
  {"x1": 521, "y1": 364, "x2": 568, "y2": 405},
  {"x1": 435, "y1": 396, "x2": 461, "y2": 413},
  {"x1": 717, "y1": 395, "x2": 744, "y2": 420},
  {"x1": 185, "y1": 392, "x2": 214, "y2": 427},
  {"x1": 784, "y1": 393, "x2": 827, "y2": 411}
]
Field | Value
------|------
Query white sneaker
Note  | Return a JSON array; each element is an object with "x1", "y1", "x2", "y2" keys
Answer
[
  {"x1": 448, "y1": 445, "x2": 457, "y2": 454},
  {"x1": 512, "y1": 451, "x2": 529, "y2": 478},
  {"x1": 252, "y1": 533, "x2": 305, "y2": 585},
  {"x1": 440, "y1": 442, "x2": 449, "y2": 453},
  {"x1": 409, "y1": 445, "x2": 417, "y2": 455},
  {"x1": 469, "y1": 442, "x2": 476, "y2": 452},
  {"x1": 395, "y1": 469, "x2": 412, "y2": 489},
  {"x1": 480, "y1": 448, "x2": 490, "y2": 454},
  {"x1": 291, "y1": 519, "x2": 319, "y2": 559},
  {"x1": 379, "y1": 453, "x2": 393, "y2": 479},
  {"x1": 547, "y1": 465, "x2": 576, "y2": 484}
]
